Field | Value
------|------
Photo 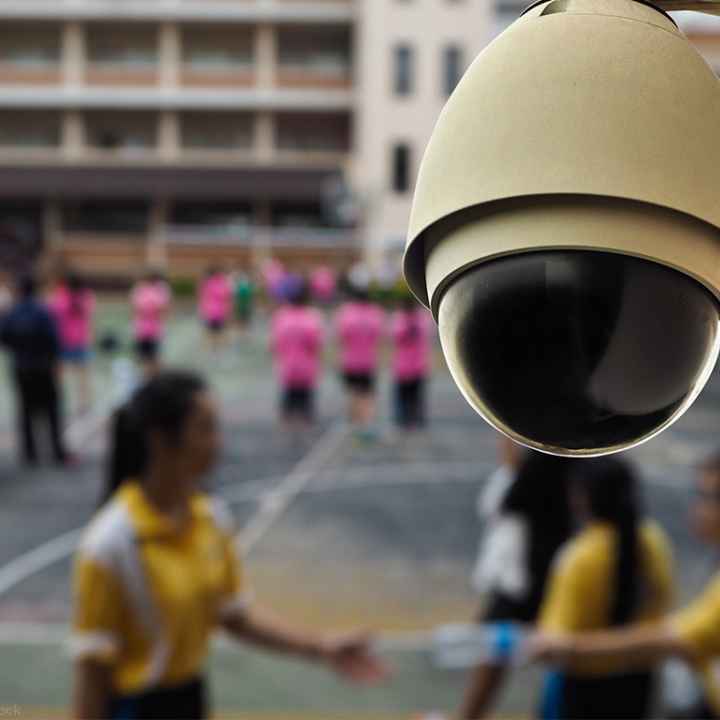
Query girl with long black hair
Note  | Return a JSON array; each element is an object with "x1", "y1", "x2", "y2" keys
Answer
[
  {"x1": 460, "y1": 446, "x2": 576, "y2": 718},
  {"x1": 72, "y1": 370, "x2": 386, "y2": 720},
  {"x1": 537, "y1": 456, "x2": 674, "y2": 719}
]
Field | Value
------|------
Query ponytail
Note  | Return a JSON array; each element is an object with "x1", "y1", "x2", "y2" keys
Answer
[
  {"x1": 100, "y1": 370, "x2": 207, "y2": 506},
  {"x1": 503, "y1": 452, "x2": 576, "y2": 614},
  {"x1": 576, "y1": 457, "x2": 641, "y2": 626},
  {"x1": 613, "y1": 499, "x2": 639, "y2": 625},
  {"x1": 101, "y1": 404, "x2": 147, "y2": 506}
]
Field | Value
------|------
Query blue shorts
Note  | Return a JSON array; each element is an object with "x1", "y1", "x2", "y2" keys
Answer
[{"x1": 62, "y1": 347, "x2": 90, "y2": 364}]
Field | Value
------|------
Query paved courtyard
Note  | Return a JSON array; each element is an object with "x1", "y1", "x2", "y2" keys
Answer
[{"x1": 0, "y1": 300, "x2": 717, "y2": 718}]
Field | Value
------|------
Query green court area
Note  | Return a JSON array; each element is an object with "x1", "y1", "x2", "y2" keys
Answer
[{"x1": 0, "y1": 299, "x2": 717, "y2": 717}]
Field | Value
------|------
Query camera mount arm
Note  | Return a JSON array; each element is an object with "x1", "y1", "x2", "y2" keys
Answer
[{"x1": 656, "y1": 0, "x2": 720, "y2": 14}]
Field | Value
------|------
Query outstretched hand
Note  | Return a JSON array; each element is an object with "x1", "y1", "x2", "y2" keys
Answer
[
  {"x1": 321, "y1": 632, "x2": 392, "y2": 684},
  {"x1": 526, "y1": 631, "x2": 575, "y2": 666}
]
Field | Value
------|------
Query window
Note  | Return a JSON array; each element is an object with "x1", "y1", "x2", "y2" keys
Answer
[
  {"x1": 443, "y1": 45, "x2": 464, "y2": 96},
  {"x1": 278, "y1": 27, "x2": 352, "y2": 81},
  {"x1": 171, "y1": 202, "x2": 253, "y2": 229},
  {"x1": 0, "y1": 24, "x2": 60, "y2": 68},
  {"x1": 276, "y1": 113, "x2": 350, "y2": 152},
  {"x1": 85, "y1": 112, "x2": 157, "y2": 153},
  {"x1": 392, "y1": 143, "x2": 411, "y2": 193},
  {"x1": 181, "y1": 113, "x2": 253, "y2": 151},
  {"x1": 62, "y1": 202, "x2": 150, "y2": 234},
  {"x1": 0, "y1": 111, "x2": 60, "y2": 148},
  {"x1": 87, "y1": 25, "x2": 157, "y2": 69},
  {"x1": 182, "y1": 26, "x2": 254, "y2": 71},
  {"x1": 393, "y1": 45, "x2": 414, "y2": 96},
  {"x1": 272, "y1": 203, "x2": 324, "y2": 227}
]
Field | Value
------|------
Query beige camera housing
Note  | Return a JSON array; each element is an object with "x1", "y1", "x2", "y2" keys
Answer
[
  {"x1": 404, "y1": 0, "x2": 720, "y2": 315},
  {"x1": 403, "y1": 0, "x2": 720, "y2": 455}
]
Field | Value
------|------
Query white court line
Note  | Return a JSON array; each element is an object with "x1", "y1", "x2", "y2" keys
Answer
[
  {"x1": 0, "y1": 528, "x2": 83, "y2": 597},
  {"x1": 238, "y1": 423, "x2": 349, "y2": 554},
  {"x1": 219, "y1": 460, "x2": 492, "y2": 504},
  {"x1": 0, "y1": 457, "x2": 691, "y2": 601},
  {"x1": 0, "y1": 461, "x2": 478, "y2": 600}
]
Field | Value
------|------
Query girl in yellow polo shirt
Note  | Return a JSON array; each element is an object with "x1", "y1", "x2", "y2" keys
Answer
[
  {"x1": 532, "y1": 449, "x2": 720, "y2": 719},
  {"x1": 537, "y1": 456, "x2": 674, "y2": 719},
  {"x1": 70, "y1": 371, "x2": 387, "y2": 720}
]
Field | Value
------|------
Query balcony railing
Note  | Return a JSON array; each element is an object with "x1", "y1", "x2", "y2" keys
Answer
[
  {"x1": 277, "y1": 60, "x2": 351, "y2": 88},
  {"x1": 0, "y1": 62, "x2": 61, "y2": 84},
  {"x1": 181, "y1": 60, "x2": 255, "y2": 87},
  {"x1": 85, "y1": 55, "x2": 159, "y2": 85},
  {"x1": 167, "y1": 224, "x2": 358, "y2": 248},
  {"x1": 0, "y1": 0, "x2": 355, "y2": 22}
]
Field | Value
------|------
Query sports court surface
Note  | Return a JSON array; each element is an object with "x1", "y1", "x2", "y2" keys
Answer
[{"x1": 0, "y1": 301, "x2": 717, "y2": 718}]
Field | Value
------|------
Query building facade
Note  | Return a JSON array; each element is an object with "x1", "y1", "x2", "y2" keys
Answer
[
  {"x1": 1, "y1": 1, "x2": 712, "y2": 283},
  {"x1": 0, "y1": 0, "x2": 491, "y2": 282},
  {"x1": 353, "y1": 0, "x2": 491, "y2": 271}
]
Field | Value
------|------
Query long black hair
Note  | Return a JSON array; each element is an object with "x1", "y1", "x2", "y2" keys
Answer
[
  {"x1": 575, "y1": 456, "x2": 641, "y2": 626},
  {"x1": 101, "y1": 370, "x2": 207, "y2": 505},
  {"x1": 501, "y1": 451, "x2": 576, "y2": 618}
]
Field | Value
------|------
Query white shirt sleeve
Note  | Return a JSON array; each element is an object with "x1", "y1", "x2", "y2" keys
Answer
[
  {"x1": 471, "y1": 514, "x2": 529, "y2": 600},
  {"x1": 477, "y1": 465, "x2": 515, "y2": 520}
]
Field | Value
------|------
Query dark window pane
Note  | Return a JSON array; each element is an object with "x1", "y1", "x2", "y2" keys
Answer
[
  {"x1": 171, "y1": 202, "x2": 253, "y2": 227},
  {"x1": 272, "y1": 202, "x2": 323, "y2": 227},
  {"x1": 394, "y1": 45, "x2": 413, "y2": 96},
  {"x1": 392, "y1": 144, "x2": 410, "y2": 193},
  {"x1": 62, "y1": 201, "x2": 149, "y2": 234},
  {"x1": 444, "y1": 45, "x2": 463, "y2": 96}
]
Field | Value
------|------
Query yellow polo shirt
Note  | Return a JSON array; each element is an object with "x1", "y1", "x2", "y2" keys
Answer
[
  {"x1": 70, "y1": 481, "x2": 249, "y2": 695},
  {"x1": 672, "y1": 574, "x2": 720, "y2": 715},
  {"x1": 540, "y1": 521, "x2": 674, "y2": 675}
]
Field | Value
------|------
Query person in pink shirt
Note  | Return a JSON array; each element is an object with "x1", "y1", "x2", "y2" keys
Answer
[
  {"x1": 310, "y1": 266, "x2": 337, "y2": 306},
  {"x1": 49, "y1": 272, "x2": 96, "y2": 413},
  {"x1": 334, "y1": 284, "x2": 385, "y2": 432},
  {"x1": 271, "y1": 281, "x2": 325, "y2": 427},
  {"x1": 131, "y1": 271, "x2": 172, "y2": 378},
  {"x1": 391, "y1": 296, "x2": 434, "y2": 430},
  {"x1": 199, "y1": 266, "x2": 233, "y2": 354}
]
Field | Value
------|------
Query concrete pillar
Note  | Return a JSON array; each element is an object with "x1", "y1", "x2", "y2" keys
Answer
[
  {"x1": 62, "y1": 22, "x2": 85, "y2": 87},
  {"x1": 147, "y1": 199, "x2": 169, "y2": 269},
  {"x1": 62, "y1": 111, "x2": 84, "y2": 159},
  {"x1": 255, "y1": 113, "x2": 275, "y2": 163},
  {"x1": 252, "y1": 202, "x2": 273, "y2": 269},
  {"x1": 43, "y1": 200, "x2": 63, "y2": 256},
  {"x1": 159, "y1": 111, "x2": 180, "y2": 161},
  {"x1": 159, "y1": 23, "x2": 181, "y2": 89},
  {"x1": 256, "y1": 24, "x2": 277, "y2": 89}
]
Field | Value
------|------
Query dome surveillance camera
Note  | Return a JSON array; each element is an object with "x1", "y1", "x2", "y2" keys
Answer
[{"x1": 404, "y1": 0, "x2": 720, "y2": 457}]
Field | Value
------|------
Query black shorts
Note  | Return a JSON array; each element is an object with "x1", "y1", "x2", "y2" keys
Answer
[
  {"x1": 395, "y1": 378, "x2": 426, "y2": 428},
  {"x1": 554, "y1": 671, "x2": 655, "y2": 720},
  {"x1": 477, "y1": 590, "x2": 541, "y2": 625},
  {"x1": 281, "y1": 387, "x2": 315, "y2": 420},
  {"x1": 206, "y1": 319, "x2": 225, "y2": 333},
  {"x1": 110, "y1": 675, "x2": 207, "y2": 720},
  {"x1": 135, "y1": 338, "x2": 159, "y2": 361},
  {"x1": 342, "y1": 372, "x2": 375, "y2": 394}
]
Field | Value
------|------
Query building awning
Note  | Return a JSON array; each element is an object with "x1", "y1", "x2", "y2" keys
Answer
[{"x1": 0, "y1": 165, "x2": 343, "y2": 201}]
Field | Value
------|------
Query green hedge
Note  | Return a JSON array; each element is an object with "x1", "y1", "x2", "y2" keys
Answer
[{"x1": 169, "y1": 276, "x2": 197, "y2": 299}]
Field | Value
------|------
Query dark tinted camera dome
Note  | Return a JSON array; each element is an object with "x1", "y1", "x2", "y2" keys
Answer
[{"x1": 437, "y1": 251, "x2": 720, "y2": 455}]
